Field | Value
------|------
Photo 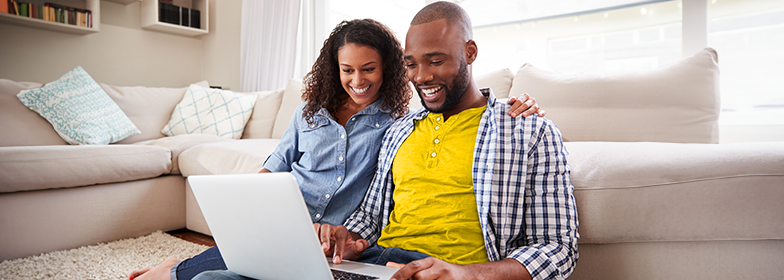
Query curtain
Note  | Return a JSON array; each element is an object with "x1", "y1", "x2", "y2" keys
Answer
[{"x1": 240, "y1": 0, "x2": 301, "y2": 92}]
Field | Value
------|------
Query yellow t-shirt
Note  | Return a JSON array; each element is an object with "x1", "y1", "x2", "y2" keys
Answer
[{"x1": 377, "y1": 106, "x2": 489, "y2": 265}]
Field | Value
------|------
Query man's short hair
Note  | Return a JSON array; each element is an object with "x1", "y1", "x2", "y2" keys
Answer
[{"x1": 410, "y1": 1, "x2": 473, "y2": 38}]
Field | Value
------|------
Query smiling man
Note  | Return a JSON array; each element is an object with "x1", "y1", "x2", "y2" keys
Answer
[{"x1": 316, "y1": 2, "x2": 579, "y2": 280}]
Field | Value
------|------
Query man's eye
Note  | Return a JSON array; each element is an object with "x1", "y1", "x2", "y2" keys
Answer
[{"x1": 430, "y1": 60, "x2": 443, "y2": 66}]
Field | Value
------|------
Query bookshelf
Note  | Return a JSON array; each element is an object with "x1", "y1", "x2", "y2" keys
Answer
[
  {"x1": 0, "y1": 0, "x2": 99, "y2": 34},
  {"x1": 140, "y1": 0, "x2": 207, "y2": 37},
  {"x1": 103, "y1": 0, "x2": 138, "y2": 4}
]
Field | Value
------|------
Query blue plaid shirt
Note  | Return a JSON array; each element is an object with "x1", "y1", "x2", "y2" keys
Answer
[{"x1": 345, "y1": 89, "x2": 579, "y2": 279}]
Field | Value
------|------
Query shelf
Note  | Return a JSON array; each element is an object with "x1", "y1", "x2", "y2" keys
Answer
[
  {"x1": 104, "y1": 0, "x2": 139, "y2": 4},
  {"x1": 0, "y1": 0, "x2": 100, "y2": 34},
  {"x1": 140, "y1": 0, "x2": 208, "y2": 36}
]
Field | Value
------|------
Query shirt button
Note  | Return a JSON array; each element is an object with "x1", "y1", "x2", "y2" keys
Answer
[
  {"x1": 434, "y1": 139, "x2": 440, "y2": 144},
  {"x1": 431, "y1": 152, "x2": 437, "y2": 157},
  {"x1": 375, "y1": 123, "x2": 379, "y2": 127},
  {"x1": 436, "y1": 117, "x2": 441, "y2": 121},
  {"x1": 337, "y1": 176, "x2": 342, "y2": 182},
  {"x1": 351, "y1": 118, "x2": 356, "y2": 122},
  {"x1": 339, "y1": 156, "x2": 344, "y2": 161},
  {"x1": 315, "y1": 213, "x2": 321, "y2": 218},
  {"x1": 311, "y1": 124, "x2": 315, "y2": 128},
  {"x1": 341, "y1": 134, "x2": 345, "y2": 139},
  {"x1": 435, "y1": 126, "x2": 440, "y2": 130},
  {"x1": 325, "y1": 194, "x2": 331, "y2": 199}
]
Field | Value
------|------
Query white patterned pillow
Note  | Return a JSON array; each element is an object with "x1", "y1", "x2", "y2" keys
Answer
[
  {"x1": 162, "y1": 84, "x2": 257, "y2": 139},
  {"x1": 16, "y1": 66, "x2": 141, "y2": 145}
]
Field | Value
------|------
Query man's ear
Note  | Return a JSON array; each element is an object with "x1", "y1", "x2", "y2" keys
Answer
[{"x1": 465, "y1": 40, "x2": 478, "y2": 64}]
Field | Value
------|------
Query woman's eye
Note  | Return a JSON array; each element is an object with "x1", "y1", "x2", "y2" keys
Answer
[
  {"x1": 363, "y1": 68, "x2": 376, "y2": 73},
  {"x1": 342, "y1": 69, "x2": 354, "y2": 74}
]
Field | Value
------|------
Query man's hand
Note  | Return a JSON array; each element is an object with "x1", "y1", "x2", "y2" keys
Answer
[
  {"x1": 313, "y1": 223, "x2": 369, "y2": 264},
  {"x1": 390, "y1": 258, "x2": 532, "y2": 280},
  {"x1": 507, "y1": 92, "x2": 545, "y2": 118}
]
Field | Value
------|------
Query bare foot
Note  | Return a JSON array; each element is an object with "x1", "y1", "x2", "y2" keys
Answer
[{"x1": 130, "y1": 258, "x2": 179, "y2": 280}]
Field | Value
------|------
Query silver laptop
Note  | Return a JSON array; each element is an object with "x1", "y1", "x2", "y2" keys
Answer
[{"x1": 189, "y1": 173, "x2": 400, "y2": 280}]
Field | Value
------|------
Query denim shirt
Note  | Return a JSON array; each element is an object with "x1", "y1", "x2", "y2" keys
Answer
[{"x1": 263, "y1": 100, "x2": 395, "y2": 225}]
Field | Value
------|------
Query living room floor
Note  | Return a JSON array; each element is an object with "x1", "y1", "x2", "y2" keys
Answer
[{"x1": 167, "y1": 229, "x2": 216, "y2": 247}]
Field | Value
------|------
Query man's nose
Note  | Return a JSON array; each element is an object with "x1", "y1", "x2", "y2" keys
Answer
[{"x1": 413, "y1": 66, "x2": 433, "y2": 84}]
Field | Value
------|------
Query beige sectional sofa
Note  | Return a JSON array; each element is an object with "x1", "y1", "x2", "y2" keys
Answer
[{"x1": 1, "y1": 48, "x2": 782, "y2": 279}]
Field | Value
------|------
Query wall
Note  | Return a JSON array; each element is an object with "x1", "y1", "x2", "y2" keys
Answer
[{"x1": 0, "y1": 0, "x2": 241, "y2": 89}]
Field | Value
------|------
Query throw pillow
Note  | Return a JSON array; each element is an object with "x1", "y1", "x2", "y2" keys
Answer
[
  {"x1": 16, "y1": 66, "x2": 141, "y2": 145},
  {"x1": 162, "y1": 84, "x2": 257, "y2": 139}
]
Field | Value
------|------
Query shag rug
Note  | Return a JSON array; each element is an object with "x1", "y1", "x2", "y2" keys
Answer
[{"x1": 0, "y1": 231, "x2": 210, "y2": 280}]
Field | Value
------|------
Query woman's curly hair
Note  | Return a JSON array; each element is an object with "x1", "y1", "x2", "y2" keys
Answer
[{"x1": 301, "y1": 19, "x2": 411, "y2": 124}]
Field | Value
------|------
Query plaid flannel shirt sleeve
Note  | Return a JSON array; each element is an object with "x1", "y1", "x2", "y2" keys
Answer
[{"x1": 505, "y1": 117, "x2": 579, "y2": 280}]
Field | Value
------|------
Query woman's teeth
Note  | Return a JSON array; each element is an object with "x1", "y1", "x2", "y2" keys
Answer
[
  {"x1": 421, "y1": 86, "x2": 442, "y2": 97},
  {"x1": 353, "y1": 86, "x2": 369, "y2": 94}
]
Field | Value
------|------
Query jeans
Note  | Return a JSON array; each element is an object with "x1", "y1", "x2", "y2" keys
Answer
[{"x1": 184, "y1": 245, "x2": 430, "y2": 280}]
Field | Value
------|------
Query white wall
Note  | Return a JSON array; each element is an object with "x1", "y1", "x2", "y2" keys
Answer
[{"x1": 0, "y1": 0, "x2": 241, "y2": 89}]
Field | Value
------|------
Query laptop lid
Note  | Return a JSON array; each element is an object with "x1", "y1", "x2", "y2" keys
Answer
[{"x1": 188, "y1": 173, "x2": 398, "y2": 280}]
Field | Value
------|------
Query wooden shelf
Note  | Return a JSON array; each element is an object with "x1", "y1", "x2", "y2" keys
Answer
[
  {"x1": 0, "y1": 0, "x2": 100, "y2": 34},
  {"x1": 140, "y1": 0, "x2": 208, "y2": 36},
  {"x1": 103, "y1": 0, "x2": 139, "y2": 4}
]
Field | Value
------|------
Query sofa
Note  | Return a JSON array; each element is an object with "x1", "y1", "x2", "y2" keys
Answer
[{"x1": 1, "y1": 48, "x2": 782, "y2": 279}]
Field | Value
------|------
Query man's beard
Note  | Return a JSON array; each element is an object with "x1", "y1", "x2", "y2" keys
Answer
[{"x1": 419, "y1": 60, "x2": 470, "y2": 113}]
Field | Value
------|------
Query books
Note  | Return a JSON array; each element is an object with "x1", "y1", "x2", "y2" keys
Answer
[
  {"x1": 4, "y1": 1, "x2": 92, "y2": 28},
  {"x1": 158, "y1": 0, "x2": 200, "y2": 29}
]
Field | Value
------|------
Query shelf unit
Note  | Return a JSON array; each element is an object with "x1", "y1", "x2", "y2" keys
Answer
[
  {"x1": 103, "y1": 0, "x2": 138, "y2": 4},
  {"x1": 0, "y1": 0, "x2": 100, "y2": 34},
  {"x1": 140, "y1": 0, "x2": 208, "y2": 36}
]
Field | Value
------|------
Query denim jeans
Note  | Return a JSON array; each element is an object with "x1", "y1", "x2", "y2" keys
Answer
[{"x1": 183, "y1": 245, "x2": 430, "y2": 280}]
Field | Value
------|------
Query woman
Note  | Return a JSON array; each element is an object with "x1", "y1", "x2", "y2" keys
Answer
[{"x1": 129, "y1": 18, "x2": 542, "y2": 280}]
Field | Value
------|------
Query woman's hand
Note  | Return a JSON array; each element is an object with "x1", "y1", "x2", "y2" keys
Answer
[{"x1": 507, "y1": 92, "x2": 545, "y2": 118}]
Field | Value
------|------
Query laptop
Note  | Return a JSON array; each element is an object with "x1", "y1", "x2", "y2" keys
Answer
[{"x1": 188, "y1": 173, "x2": 400, "y2": 280}]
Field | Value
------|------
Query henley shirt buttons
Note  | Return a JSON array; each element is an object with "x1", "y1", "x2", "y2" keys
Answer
[
  {"x1": 435, "y1": 126, "x2": 440, "y2": 130},
  {"x1": 434, "y1": 139, "x2": 440, "y2": 144},
  {"x1": 431, "y1": 152, "x2": 437, "y2": 157},
  {"x1": 436, "y1": 117, "x2": 441, "y2": 121}
]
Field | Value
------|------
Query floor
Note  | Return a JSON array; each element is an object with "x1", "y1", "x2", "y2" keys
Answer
[{"x1": 167, "y1": 228, "x2": 216, "y2": 247}]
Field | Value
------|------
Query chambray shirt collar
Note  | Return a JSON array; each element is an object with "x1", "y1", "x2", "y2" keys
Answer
[{"x1": 313, "y1": 97, "x2": 388, "y2": 119}]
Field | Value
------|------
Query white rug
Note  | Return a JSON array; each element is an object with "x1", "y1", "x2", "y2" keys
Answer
[{"x1": 0, "y1": 231, "x2": 210, "y2": 280}]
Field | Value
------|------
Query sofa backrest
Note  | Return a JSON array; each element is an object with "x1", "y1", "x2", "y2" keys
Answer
[
  {"x1": 508, "y1": 48, "x2": 721, "y2": 143},
  {"x1": 101, "y1": 81, "x2": 209, "y2": 144},
  {"x1": 0, "y1": 79, "x2": 68, "y2": 146}
]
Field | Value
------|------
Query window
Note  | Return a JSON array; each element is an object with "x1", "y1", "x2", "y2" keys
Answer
[{"x1": 319, "y1": 0, "x2": 784, "y2": 142}]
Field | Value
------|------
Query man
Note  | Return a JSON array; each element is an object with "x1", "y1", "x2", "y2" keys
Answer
[
  {"x1": 190, "y1": 2, "x2": 577, "y2": 280},
  {"x1": 316, "y1": 2, "x2": 578, "y2": 280}
]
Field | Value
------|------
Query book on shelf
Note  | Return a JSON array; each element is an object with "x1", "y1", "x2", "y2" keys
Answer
[
  {"x1": 3, "y1": 1, "x2": 92, "y2": 28},
  {"x1": 157, "y1": 0, "x2": 201, "y2": 29}
]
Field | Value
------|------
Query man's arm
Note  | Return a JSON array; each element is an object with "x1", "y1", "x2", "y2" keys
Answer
[
  {"x1": 390, "y1": 257, "x2": 531, "y2": 280},
  {"x1": 508, "y1": 117, "x2": 579, "y2": 279}
]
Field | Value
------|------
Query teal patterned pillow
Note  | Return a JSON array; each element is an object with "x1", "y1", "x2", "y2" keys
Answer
[
  {"x1": 161, "y1": 84, "x2": 257, "y2": 139},
  {"x1": 17, "y1": 66, "x2": 141, "y2": 145}
]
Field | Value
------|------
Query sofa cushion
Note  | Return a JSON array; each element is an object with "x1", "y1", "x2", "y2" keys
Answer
[
  {"x1": 566, "y1": 141, "x2": 784, "y2": 244},
  {"x1": 102, "y1": 81, "x2": 210, "y2": 144},
  {"x1": 241, "y1": 88, "x2": 285, "y2": 139},
  {"x1": 0, "y1": 145, "x2": 172, "y2": 193},
  {"x1": 510, "y1": 48, "x2": 721, "y2": 143},
  {"x1": 162, "y1": 84, "x2": 257, "y2": 139},
  {"x1": 0, "y1": 79, "x2": 67, "y2": 146},
  {"x1": 271, "y1": 79, "x2": 304, "y2": 139},
  {"x1": 476, "y1": 67, "x2": 514, "y2": 99},
  {"x1": 16, "y1": 66, "x2": 141, "y2": 145},
  {"x1": 134, "y1": 134, "x2": 230, "y2": 174},
  {"x1": 178, "y1": 139, "x2": 281, "y2": 177}
]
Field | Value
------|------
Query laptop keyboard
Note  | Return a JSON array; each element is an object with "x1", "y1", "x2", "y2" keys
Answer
[{"x1": 331, "y1": 269, "x2": 379, "y2": 280}]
